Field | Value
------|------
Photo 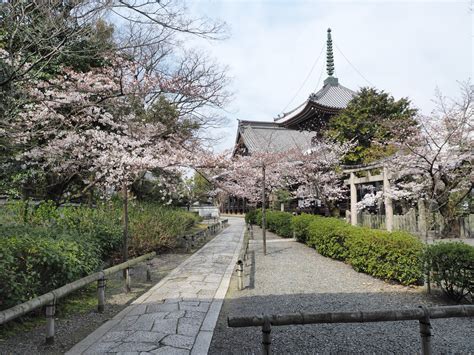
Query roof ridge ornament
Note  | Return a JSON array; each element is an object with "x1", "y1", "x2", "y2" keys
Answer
[{"x1": 326, "y1": 28, "x2": 334, "y2": 77}]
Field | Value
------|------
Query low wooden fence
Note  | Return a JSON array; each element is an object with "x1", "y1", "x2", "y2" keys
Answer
[
  {"x1": 0, "y1": 218, "x2": 230, "y2": 345},
  {"x1": 236, "y1": 226, "x2": 251, "y2": 290},
  {"x1": 228, "y1": 305, "x2": 474, "y2": 355},
  {"x1": 360, "y1": 211, "x2": 474, "y2": 239},
  {"x1": 181, "y1": 219, "x2": 229, "y2": 251},
  {"x1": 0, "y1": 252, "x2": 156, "y2": 344}
]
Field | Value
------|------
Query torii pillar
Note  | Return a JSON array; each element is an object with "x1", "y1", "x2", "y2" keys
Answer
[
  {"x1": 383, "y1": 167, "x2": 394, "y2": 232},
  {"x1": 350, "y1": 172, "x2": 357, "y2": 226}
]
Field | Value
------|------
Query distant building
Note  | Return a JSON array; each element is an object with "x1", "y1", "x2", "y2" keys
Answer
[{"x1": 221, "y1": 28, "x2": 356, "y2": 214}]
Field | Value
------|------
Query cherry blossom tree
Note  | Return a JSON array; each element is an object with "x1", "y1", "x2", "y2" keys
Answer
[
  {"x1": 292, "y1": 140, "x2": 354, "y2": 216},
  {"x1": 1, "y1": 0, "x2": 230, "y2": 198},
  {"x1": 388, "y1": 82, "x2": 473, "y2": 237},
  {"x1": 8, "y1": 53, "x2": 213, "y2": 261},
  {"x1": 203, "y1": 137, "x2": 351, "y2": 253}
]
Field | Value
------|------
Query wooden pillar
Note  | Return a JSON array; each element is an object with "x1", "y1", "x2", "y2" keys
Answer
[
  {"x1": 45, "y1": 301, "x2": 56, "y2": 344},
  {"x1": 122, "y1": 182, "x2": 129, "y2": 264},
  {"x1": 262, "y1": 316, "x2": 272, "y2": 355},
  {"x1": 383, "y1": 167, "x2": 393, "y2": 232},
  {"x1": 262, "y1": 164, "x2": 267, "y2": 256},
  {"x1": 237, "y1": 260, "x2": 244, "y2": 290},
  {"x1": 146, "y1": 262, "x2": 152, "y2": 282},
  {"x1": 97, "y1": 276, "x2": 106, "y2": 313},
  {"x1": 124, "y1": 267, "x2": 131, "y2": 293},
  {"x1": 350, "y1": 172, "x2": 357, "y2": 226},
  {"x1": 419, "y1": 306, "x2": 433, "y2": 355}
]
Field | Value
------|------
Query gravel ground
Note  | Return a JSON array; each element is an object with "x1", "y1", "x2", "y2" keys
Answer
[
  {"x1": 0, "y1": 253, "x2": 190, "y2": 355},
  {"x1": 209, "y1": 226, "x2": 474, "y2": 354}
]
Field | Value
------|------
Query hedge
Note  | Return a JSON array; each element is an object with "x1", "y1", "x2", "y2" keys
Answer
[
  {"x1": 0, "y1": 200, "x2": 200, "y2": 310},
  {"x1": 0, "y1": 235, "x2": 101, "y2": 310},
  {"x1": 265, "y1": 211, "x2": 293, "y2": 238},
  {"x1": 245, "y1": 210, "x2": 293, "y2": 238},
  {"x1": 307, "y1": 218, "x2": 353, "y2": 261},
  {"x1": 291, "y1": 213, "x2": 317, "y2": 243},
  {"x1": 345, "y1": 229, "x2": 424, "y2": 285},
  {"x1": 246, "y1": 210, "x2": 424, "y2": 285},
  {"x1": 425, "y1": 242, "x2": 474, "y2": 302},
  {"x1": 245, "y1": 209, "x2": 258, "y2": 225},
  {"x1": 306, "y1": 217, "x2": 424, "y2": 285}
]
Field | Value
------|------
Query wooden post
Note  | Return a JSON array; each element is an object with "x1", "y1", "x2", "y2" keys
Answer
[
  {"x1": 124, "y1": 267, "x2": 131, "y2": 293},
  {"x1": 122, "y1": 182, "x2": 129, "y2": 281},
  {"x1": 426, "y1": 268, "x2": 431, "y2": 294},
  {"x1": 186, "y1": 236, "x2": 191, "y2": 252},
  {"x1": 146, "y1": 262, "x2": 152, "y2": 282},
  {"x1": 419, "y1": 306, "x2": 432, "y2": 355},
  {"x1": 262, "y1": 164, "x2": 267, "y2": 256},
  {"x1": 262, "y1": 315, "x2": 272, "y2": 355},
  {"x1": 97, "y1": 276, "x2": 106, "y2": 313},
  {"x1": 350, "y1": 172, "x2": 357, "y2": 226},
  {"x1": 45, "y1": 301, "x2": 56, "y2": 345},
  {"x1": 383, "y1": 167, "x2": 393, "y2": 232},
  {"x1": 237, "y1": 261, "x2": 244, "y2": 291}
]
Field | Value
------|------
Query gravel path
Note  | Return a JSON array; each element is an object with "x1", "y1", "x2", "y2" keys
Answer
[{"x1": 209, "y1": 225, "x2": 474, "y2": 354}]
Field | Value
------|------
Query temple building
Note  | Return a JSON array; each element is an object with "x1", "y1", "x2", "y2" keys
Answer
[{"x1": 221, "y1": 28, "x2": 356, "y2": 214}]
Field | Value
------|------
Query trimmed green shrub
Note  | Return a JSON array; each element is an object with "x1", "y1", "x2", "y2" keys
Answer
[
  {"x1": 256, "y1": 209, "x2": 263, "y2": 227},
  {"x1": 425, "y1": 242, "x2": 474, "y2": 302},
  {"x1": 304, "y1": 216, "x2": 423, "y2": 285},
  {"x1": 291, "y1": 213, "x2": 316, "y2": 242},
  {"x1": 128, "y1": 203, "x2": 201, "y2": 255},
  {"x1": 308, "y1": 219, "x2": 352, "y2": 260},
  {"x1": 0, "y1": 235, "x2": 101, "y2": 310},
  {"x1": 57, "y1": 203, "x2": 123, "y2": 256},
  {"x1": 0, "y1": 200, "x2": 200, "y2": 310},
  {"x1": 248, "y1": 209, "x2": 293, "y2": 237},
  {"x1": 245, "y1": 209, "x2": 258, "y2": 225},
  {"x1": 346, "y1": 230, "x2": 424, "y2": 285},
  {"x1": 266, "y1": 211, "x2": 293, "y2": 238}
]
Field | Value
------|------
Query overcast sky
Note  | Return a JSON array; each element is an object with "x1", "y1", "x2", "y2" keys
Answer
[{"x1": 188, "y1": 0, "x2": 473, "y2": 152}]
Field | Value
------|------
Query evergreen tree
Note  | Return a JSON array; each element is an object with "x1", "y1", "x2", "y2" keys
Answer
[{"x1": 327, "y1": 87, "x2": 418, "y2": 164}]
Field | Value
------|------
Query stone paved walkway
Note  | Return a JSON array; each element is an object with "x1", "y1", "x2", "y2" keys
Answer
[{"x1": 67, "y1": 217, "x2": 245, "y2": 355}]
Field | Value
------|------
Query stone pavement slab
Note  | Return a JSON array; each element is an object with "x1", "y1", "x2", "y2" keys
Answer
[{"x1": 66, "y1": 217, "x2": 245, "y2": 355}]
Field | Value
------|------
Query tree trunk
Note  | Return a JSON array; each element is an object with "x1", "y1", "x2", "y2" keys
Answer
[
  {"x1": 122, "y1": 182, "x2": 129, "y2": 264},
  {"x1": 438, "y1": 204, "x2": 460, "y2": 238}
]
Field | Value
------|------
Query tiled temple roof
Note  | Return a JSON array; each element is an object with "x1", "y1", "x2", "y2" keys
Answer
[{"x1": 234, "y1": 120, "x2": 315, "y2": 155}]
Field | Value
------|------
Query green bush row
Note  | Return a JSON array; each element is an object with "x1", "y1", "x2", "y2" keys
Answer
[
  {"x1": 0, "y1": 200, "x2": 200, "y2": 310},
  {"x1": 0, "y1": 235, "x2": 101, "y2": 310},
  {"x1": 246, "y1": 209, "x2": 293, "y2": 238},
  {"x1": 425, "y1": 242, "x2": 474, "y2": 302},
  {"x1": 245, "y1": 209, "x2": 424, "y2": 285}
]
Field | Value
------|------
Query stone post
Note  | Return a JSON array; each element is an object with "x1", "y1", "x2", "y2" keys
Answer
[
  {"x1": 418, "y1": 199, "x2": 428, "y2": 241},
  {"x1": 45, "y1": 301, "x2": 56, "y2": 344},
  {"x1": 350, "y1": 172, "x2": 357, "y2": 226},
  {"x1": 383, "y1": 167, "x2": 393, "y2": 232}
]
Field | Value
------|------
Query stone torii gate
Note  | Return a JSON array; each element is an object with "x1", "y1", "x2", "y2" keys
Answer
[{"x1": 343, "y1": 162, "x2": 394, "y2": 232}]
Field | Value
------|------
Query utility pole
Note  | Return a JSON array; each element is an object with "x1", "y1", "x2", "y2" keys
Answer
[{"x1": 262, "y1": 164, "x2": 267, "y2": 255}]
